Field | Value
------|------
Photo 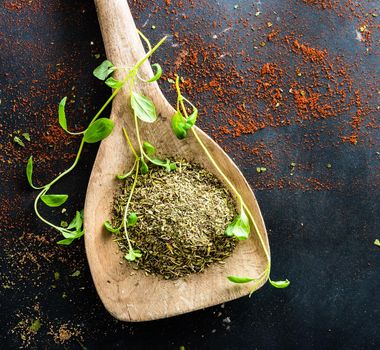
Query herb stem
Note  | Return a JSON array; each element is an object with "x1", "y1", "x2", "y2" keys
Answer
[
  {"x1": 28, "y1": 31, "x2": 167, "y2": 246},
  {"x1": 66, "y1": 130, "x2": 86, "y2": 136},
  {"x1": 141, "y1": 151, "x2": 154, "y2": 163},
  {"x1": 122, "y1": 127, "x2": 139, "y2": 159},
  {"x1": 88, "y1": 73, "x2": 132, "y2": 127},
  {"x1": 134, "y1": 36, "x2": 167, "y2": 72},
  {"x1": 29, "y1": 181, "x2": 45, "y2": 191},
  {"x1": 137, "y1": 29, "x2": 152, "y2": 51},
  {"x1": 48, "y1": 139, "x2": 85, "y2": 188},
  {"x1": 62, "y1": 73, "x2": 133, "y2": 137},
  {"x1": 175, "y1": 76, "x2": 183, "y2": 112},
  {"x1": 190, "y1": 127, "x2": 271, "y2": 265},
  {"x1": 182, "y1": 96, "x2": 196, "y2": 109},
  {"x1": 33, "y1": 188, "x2": 62, "y2": 231},
  {"x1": 122, "y1": 158, "x2": 140, "y2": 251},
  {"x1": 176, "y1": 76, "x2": 194, "y2": 120},
  {"x1": 133, "y1": 113, "x2": 144, "y2": 156},
  {"x1": 36, "y1": 63, "x2": 134, "y2": 191},
  {"x1": 249, "y1": 266, "x2": 270, "y2": 296},
  {"x1": 32, "y1": 138, "x2": 86, "y2": 232}
]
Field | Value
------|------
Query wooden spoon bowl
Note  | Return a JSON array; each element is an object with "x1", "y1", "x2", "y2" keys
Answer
[{"x1": 84, "y1": 0, "x2": 270, "y2": 322}]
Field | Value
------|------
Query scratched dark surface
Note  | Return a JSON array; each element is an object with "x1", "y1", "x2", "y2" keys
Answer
[{"x1": 0, "y1": 1, "x2": 379, "y2": 349}]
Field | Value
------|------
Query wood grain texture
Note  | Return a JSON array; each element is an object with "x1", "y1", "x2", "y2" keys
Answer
[{"x1": 84, "y1": 0, "x2": 270, "y2": 322}]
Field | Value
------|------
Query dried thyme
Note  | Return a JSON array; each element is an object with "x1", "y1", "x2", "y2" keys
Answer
[{"x1": 111, "y1": 162, "x2": 238, "y2": 279}]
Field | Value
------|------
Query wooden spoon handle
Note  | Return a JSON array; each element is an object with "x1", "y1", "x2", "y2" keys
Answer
[{"x1": 94, "y1": 0, "x2": 158, "y2": 93}]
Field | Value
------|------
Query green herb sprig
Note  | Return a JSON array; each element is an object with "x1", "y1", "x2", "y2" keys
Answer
[
  {"x1": 101, "y1": 32, "x2": 177, "y2": 261},
  {"x1": 170, "y1": 77, "x2": 289, "y2": 291},
  {"x1": 27, "y1": 31, "x2": 167, "y2": 245},
  {"x1": 27, "y1": 26, "x2": 289, "y2": 294}
]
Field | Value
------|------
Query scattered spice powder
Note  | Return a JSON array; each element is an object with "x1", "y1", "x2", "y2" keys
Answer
[
  {"x1": 135, "y1": 0, "x2": 378, "y2": 194},
  {"x1": 48, "y1": 323, "x2": 83, "y2": 344},
  {"x1": 1, "y1": 0, "x2": 379, "y2": 346},
  {"x1": 3, "y1": 0, "x2": 42, "y2": 12}
]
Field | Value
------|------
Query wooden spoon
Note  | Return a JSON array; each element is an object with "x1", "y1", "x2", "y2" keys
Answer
[{"x1": 84, "y1": 0, "x2": 270, "y2": 322}]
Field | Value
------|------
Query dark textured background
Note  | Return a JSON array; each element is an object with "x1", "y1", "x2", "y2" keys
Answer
[{"x1": 1, "y1": 1, "x2": 379, "y2": 349}]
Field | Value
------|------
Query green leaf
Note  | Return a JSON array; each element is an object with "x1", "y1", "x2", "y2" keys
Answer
[
  {"x1": 140, "y1": 159, "x2": 149, "y2": 174},
  {"x1": 116, "y1": 165, "x2": 136, "y2": 180},
  {"x1": 60, "y1": 220, "x2": 68, "y2": 228},
  {"x1": 41, "y1": 194, "x2": 68, "y2": 207},
  {"x1": 145, "y1": 156, "x2": 173, "y2": 172},
  {"x1": 143, "y1": 141, "x2": 156, "y2": 156},
  {"x1": 150, "y1": 158, "x2": 167, "y2": 167},
  {"x1": 61, "y1": 229, "x2": 84, "y2": 240},
  {"x1": 171, "y1": 110, "x2": 187, "y2": 139},
  {"x1": 105, "y1": 77, "x2": 123, "y2": 89},
  {"x1": 163, "y1": 161, "x2": 173, "y2": 172},
  {"x1": 67, "y1": 210, "x2": 83, "y2": 231},
  {"x1": 131, "y1": 92, "x2": 157, "y2": 123},
  {"x1": 83, "y1": 118, "x2": 114, "y2": 143},
  {"x1": 227, "y1": 276, "x2": 255, "y2": 284},
  {"x1": 26, "y1": 156, "x2": 34, "y2": 188},
  {"x1": 29, "y1": 319, "x2": 41, "y2": 333},
  {"x1": 70, "y1": 270, "x2": 81, "y2": 277},
  {"x1": 58, "y1": 97, "x2": 68, "y2": 132},
  {"x1": 127, "y1": 212, "x2": 138, "y2": 227},
  {"x1": 93, "y1": 60, "x2": 116, "y2": 80},
  {"x1": 13, "y1": 136, "x2": 25, "y2": 147},
  {"x1": 116, "y1": 173, "x2": 131, "y2": 180},
  {"x1": 225, "y1": 207, "x2": 250, "y2": 240},
  {"x1": 22, "y1": 132, "x2": 31, "y2": 141},
  {"x1": 269, "y1": 279, "x2": 290, "y2": 289},
  {"x1": 125, "y1": 249, "x2": 142, "y2": 261},
  {"x1": 256, "y1": 167, "x2": 267, "y2": 173},
  {"x1": 374, "y1": 239, "x2": 380, "y2": 247},
  {"x1": 57, "y1": 238, "x2": 74, "y2": 245},
  {"x1": 57, "y1": 211, "x2": 84, "y2": 244},
  {"x1": 104, "y1": 220, "x2": 120, "y2": 234},
  {"x1": 147, "y1": 63, "x2": 162, "y2": 82},
  {"x1": 185, "y1": 107, "x2": 198, "y2": 129}
]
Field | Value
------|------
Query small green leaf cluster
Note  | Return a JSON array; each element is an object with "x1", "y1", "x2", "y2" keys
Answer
[
  {"x1": 170, "y1": 76, "x2": 198, "y2": 139},
  {"x1": 168, "y1": 76, "x2": 289, "y2": 291},
  {"x1": 27, "y1": 31, "x2": 167, "y2": 246},
  {"x1": 104, "y1": 212, "x2": 137, "y2": 234},
  {"x1": 13, "y1": 132, "x2": 30, "y2": 147},
  {"x1": 225, "y1": 206, "x2": 250, "y2": 240},
  {"x1": 27, "y1": 96, "x2": 114, "y2": 244},
  {"x1": 27, "y1": 78, "x2": 118, "y2": 243},
  {"x1": 98, "y1": 33, "x2": 176, "y2": 261},
  {"x1": 27, "y1": 153, "x2": 85, "y2": 244}
]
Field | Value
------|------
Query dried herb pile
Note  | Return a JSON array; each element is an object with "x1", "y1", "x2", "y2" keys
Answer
[{"x1": 111, "y1": 162, "x2": 238, "y2": 279}]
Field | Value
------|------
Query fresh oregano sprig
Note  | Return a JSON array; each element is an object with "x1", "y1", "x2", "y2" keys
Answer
[
  {"x1": 170, "y1": 77, "x2": 290, "y2": 291},
  {"x1": 27, "y1": 32, "x2": 166, "y2": 245},
  {"x1": 102, "y1": 33, "x2": 176, "y2": 261},
  {"x1": 27, "y1": 100, "x2": 115, "y2": 244},
  {"x1": 171, "y1": 76, "x2": 198, "y2": 140}
]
